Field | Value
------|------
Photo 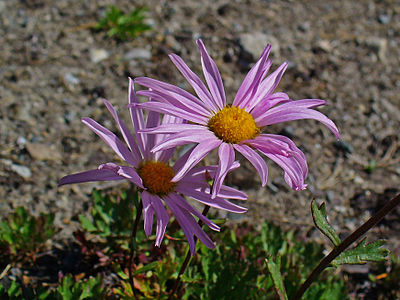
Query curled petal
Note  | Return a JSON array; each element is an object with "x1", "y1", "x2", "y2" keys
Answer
[{"x1": 234, "y1": 144, "x2": 268, "y2": 186}]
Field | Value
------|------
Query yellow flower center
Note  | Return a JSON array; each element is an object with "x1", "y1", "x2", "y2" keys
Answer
[
  {"x1": 137, "y1": 161, "x2": 176, "y2": 196},
  {"x1": 208, "y1": 105, "x2": 260, "y2": 143}
]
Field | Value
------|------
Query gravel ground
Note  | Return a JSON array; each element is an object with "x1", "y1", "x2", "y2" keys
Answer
[{"x1": 1, "y1": 0, "x2": 400, "y2": 285}]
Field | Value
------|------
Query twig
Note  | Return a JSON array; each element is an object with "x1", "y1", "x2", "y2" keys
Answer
[
  {"x1": 292, "y1": 193, "x2": 400, "y2": 300},
  {"x1": 128, "y1": 195, "x2": 143, "y2": 300},
  {"x1": 167, "y1": 205, "x2": 210, "y2": 300}
]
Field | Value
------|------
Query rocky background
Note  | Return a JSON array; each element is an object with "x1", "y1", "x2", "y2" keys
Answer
[{"x1": 1, "y1": 0, "x2": 399, "y2": 292}]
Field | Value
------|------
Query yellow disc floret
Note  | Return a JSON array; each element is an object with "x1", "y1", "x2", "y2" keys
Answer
[
  {"x1": 137, "y1": 161, "x2": 176, "y2": 196},
  {"x1": 208, "y1": 105, "x2": 260, "y2": 143}
]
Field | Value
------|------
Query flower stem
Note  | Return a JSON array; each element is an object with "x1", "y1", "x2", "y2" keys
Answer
[
  {"x1": 167, "y1": 205, "x2": 210, "y2": 300},
  {"x1": 292, "y1": 193, "x2": 400, "y2": 300},
  {"x1": 129, "y1": 194, "x2": 143, "y2": 300}
]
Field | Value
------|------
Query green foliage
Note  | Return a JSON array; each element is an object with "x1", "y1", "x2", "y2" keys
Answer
[
  {"x1": 78, "y1": 189, "x2": 142, "y2": 250},
  {"x1": 180, "y1": 221, "x2": 348, "y2": 300},
  {"x1": 95, "y1": 5, "x2": 151, "y2": 40},
  {"x1": 0, "y1": 206, "x2": 58, "y2": 256},
  {"x1": 311, "y1": 200, "x2": 341, "y2": 246},
  {"x1": 332, "y1": 238, "x2": 389, "y2": 266},
  {"x1": 369, "y1": 254, "x2": 400, "y2": 299},
  {"x1": 265, "y1": 255, "x2": 288, "y2": 300},
  {"x1": 57, "y1": 274, "x2": 105, "y2": 300}
]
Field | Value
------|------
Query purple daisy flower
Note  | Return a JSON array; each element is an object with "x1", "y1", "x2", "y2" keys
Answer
[
  {"x1": 132, "y1": 39, "x2": 340, "y2": 198},
  {"x1": 59, "y1": 79, "x2": 247, "y2": 254}
]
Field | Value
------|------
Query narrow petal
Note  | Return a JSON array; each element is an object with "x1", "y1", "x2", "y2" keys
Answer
[
  {"x1": 103, "y1": 99, "x2": 141, "y2": 167},
  {"x1": 217, "y1": 185, "x2": 248, "y2": 200},
  {"x1": 138, "y1": 89, "x2": 211, "y2": 119},
  {"x1": 233, "y1": 44, "x2": 271, "y2": 108},
  {"x1": 131, "y1": 101, "x2": 208, "y2": 125},
  {"x1": 135, "y1": 77, "x2": 210, "y2": 114},
  {"x1": 176, "y1": 186, "x2": 247, "y2": 213},
  {"x1": 172, "y1": 138, "x2": 222, "y2": 182},
  {"x1": 128, "y1": 78, "x2": 146, "y2": 155},
  {"x1": 234, "y1": 144, "x2": 268, "y2": 186},
  {"x1": 197, "y1": 39, "x2": 226, "y2": 109},
  {"x1": 252, "y1": 62, "x2": 288, "y2": 108},
  {"x1": 169, "y1": 53, "x2": 219, "y2": 112},
  {"x1": 117, "y1": 166, "x2": 144, "y2": 189},
  {"x1": 250, "y1": 92, "x2": 291, "y2": 119},
  {"x1": 141, "y1": 191, "x2": 155, "y2": 236},
  {"x1": 152, "y1": 129, "x2": 217, "y2": 153},
  {"x1": 82, "y1": 117, "x2": 137, "y2": 166},
  {"x1": 165, "y1": 196, "x2": 215, "y2": 254},
  {"x1": 211, "y1": 143, "x2": 235, "y2": 199},
  {"x1": 58, "y1": 168, "x2": 123, "y2": 186},
  {"x1": 143, "y1": 110, "x2": 161, "y2": 160},
  {"x1": 170, "y1": 193, "x2": 220, "y2": 231},
  {"x1": 145, "y1": 193, "x2": 169, "y2": 247},
  {"x1": 255, "y1": 105, "x2": 340, "y2": 139}
]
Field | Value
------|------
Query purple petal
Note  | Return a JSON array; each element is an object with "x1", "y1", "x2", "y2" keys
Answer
[
  {"x1": 128, "y1": 78, "x2": 146, "y2": 155},
  {"x1": 138, "y1": 89, "x2": 211, "y2": 119},
  {"x1": 252, "y1": 62, "x2": 288, "y2": 109},
  {"x1": 82, "y1": 117, "x2": 137, "y2": 166},
  {"x1": 217, "y1": 185, "x2": 248, "y2": 200},
  {"x1": 139, "y1": 123, "x2": 205, "y2": 134},
  {"x1": 233, "y1": 44, "x2": 271, "y2": 109},
  {"x1": 135, "y1": 77, "x2": 211, "y2": 115},
  {"x1": 250, "y1": 92, "x2": 291, "y2": 119},
  {"x1": 172, "y1": 138, "x2": 222, "y2": 182},
  {"x1": 197, "y1": 39, "x2": 226, "y2": 109},
  {"x1": 145, "y1": 193, "x2": 169, "y2": 247},
  {"x1": 58, "y1": 167, "x2": 124, "y2": 187},
  {"x1": 103, "y1": 99, "x2": 142, "y2": 167},
  {"x1": 143, "y1": 110, "x2": 161, "y2": 160},
  {"x1": 170, "y1": 193, "x2": 219, "y2": 231},
  {"x1": 211, "y1": 143, "x2": 235, "y2": 199},
  {"x1": 117, "y1": 166, "x2": 144, "y2": 189},
  {"x1": 234, "y1": 144, "x2": 268, "y2": 186},
  {"x1": 141, "y1": 191, "x2": 155, "y2": 236},
  {"x1": 176, "y1": 186, "x2": 247, "y2": 213},
  {"x1": 255, "y1": 104, "x2": 340, "y2": 139},
  {"x1": 152, "y1": 128, "x2": 217, "y2": 153},
  {"x1": 131, "y1": 101, "x2": 208, "y2": 125},
  {"x1": 169, "y1": 53, "x2": 219, "y2": 112}
]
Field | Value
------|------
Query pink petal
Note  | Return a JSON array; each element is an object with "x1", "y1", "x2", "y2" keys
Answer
[
  {"x1": 82, "y1": 117, "x2": 137, "y2": 166},
  {"x1": 170, "y1": 193, "x2": 220, "y2": 231},
  {"x1": 143, "y1": 111, "x2": 161, "y2": 160},
  {"x1": 58, "y1": 168, "x2": 123, "y2": 186},
  {"x1": 146, "y1": 193, "x2": 169, "y2": 247},
  {"x1": 233, "y1": 44, "x2": 271, "y2": 109},
  {"x1": 117, "y1": 166, "x2": 144, "y2": 189},
  {"x1": 211, "y1": 143, "x2": 235, "y2": 199},
  {"x1": 172, "y1": 138, "x2": 222, "y2": 182},
  {"x1": 169, "y1": 53, "x2": 219, "y2": 112},
  {"x1": 141, "y1": 191, "x2": 155, "y2": 236},
  {"x1": 135, "y1": 77, "x2": 210, "y2": 114},
  {"x1": 197, "y1": 39, "x2": 226, "y2": 109},
  {"x1": 234, "y1": 144, "x2": 268, "y2": 186},
  {"x1": 250, "y1": 92, "x2": 291, "y2": 119},
  {"x1": 255, "y1": 105, "x2": 340, "y2": 139},
  {"x1": 103, "y1": 99, "x2": 142, "y2": 167},
  {"x1": 128, "y1": 78, "x2": 146, "y2": 155}
]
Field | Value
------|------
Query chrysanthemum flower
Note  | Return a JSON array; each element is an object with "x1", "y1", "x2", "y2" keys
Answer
[
  {"x1": 59, "y1": 79, "x2": 247, "y2": 254},
  {"x1": 133, "y1": 39, "x2": 340, "y2": 198}
]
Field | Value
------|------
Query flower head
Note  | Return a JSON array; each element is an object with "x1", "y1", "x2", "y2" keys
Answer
[
  {"x1": 59, "y1": 79, "x2": 247, "y2": 254},
  {"x1": 133, "y1": 40, "x2": 340, "y2": 197}
]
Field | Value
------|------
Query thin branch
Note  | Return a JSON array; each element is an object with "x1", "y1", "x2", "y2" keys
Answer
[
  {"x1": 292, "y1": 193, "x2": 400, "y2": 300},
  {"x1": 167, "y1": 205, "x2": 210, "y2": 300},
  {"x1": 128, "y1": 193, "x2": 143, "y2": 300}
]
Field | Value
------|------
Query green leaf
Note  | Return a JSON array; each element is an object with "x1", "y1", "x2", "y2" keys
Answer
[
  {"x1": 265, "y1": 255, "x2": 288, "y2": 300},
  {"x1": 132, "y1": 261, "x2": 159, "y2": 276},
  {"x1": 332, "y1": 239, "x2": 389, "y2": 267},
  {"x1": 311, "y1": 200, "x2": 341, "y2": 246},
  {"x1": 78, "y1": 215, "x2": 97, "y2": 232}
]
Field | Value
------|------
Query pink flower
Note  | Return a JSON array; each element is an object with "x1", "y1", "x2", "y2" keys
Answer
[
  {"x1": 133, "y1": 39, "x2": 340, "y2": 197},
  {"x1": 59, "y1": 79, "x2": 247, "y2": 254}
]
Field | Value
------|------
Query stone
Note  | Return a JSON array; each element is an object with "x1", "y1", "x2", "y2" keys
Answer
[
  {"x1": 10, "y1": 164, "x2": 32, "y2": 179},
  {"x1": 26, "y1": 142, "x2": 62, "y2": 162},
  {"x1": 239, "y1": 32, "x2": 280, "y2": 59},
  {"x1": 90, "y1": 48, "x2": 109, "y2": 63},
  {"x1": 124, "y1": 48, "x2": 152, "y2": 61}
]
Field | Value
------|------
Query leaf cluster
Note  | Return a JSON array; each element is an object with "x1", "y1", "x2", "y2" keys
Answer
[{"x1": 95, "y1": 5, "x2": 151, "y2": 40}]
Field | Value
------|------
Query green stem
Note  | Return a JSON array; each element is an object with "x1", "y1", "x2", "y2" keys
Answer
[
  {"x1": 129, "y1": 195, "x2": 143, "y2": 300},
  {"x1": 292, "y1": 193, "x2": 400, "y2": 300},
  {"x1": 167, "y1": 205, "x2": 210, "y2": 300}
]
